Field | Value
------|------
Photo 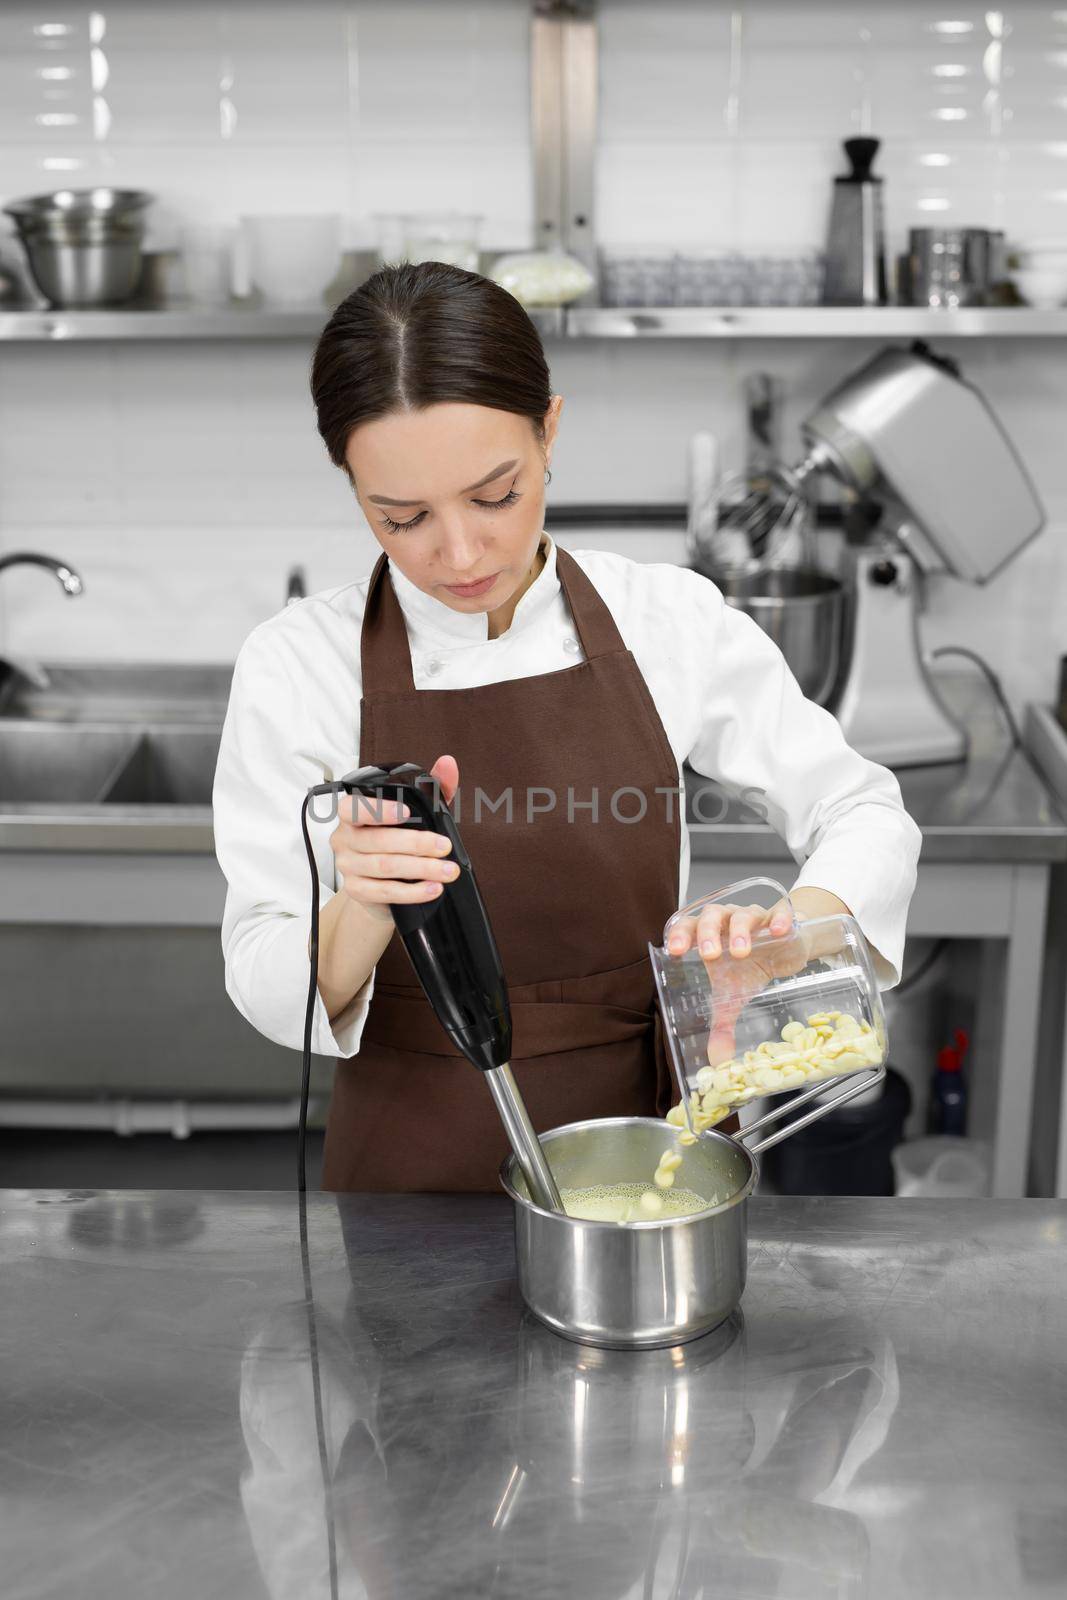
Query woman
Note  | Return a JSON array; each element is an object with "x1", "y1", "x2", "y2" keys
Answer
[{"x1": 213, "y1": 261, "x2": 921, "y2": 1192}]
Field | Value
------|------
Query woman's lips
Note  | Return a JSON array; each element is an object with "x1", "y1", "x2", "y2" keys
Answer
[{"x1": 443, "y1": 572, "x2": 500, "y2": 598}]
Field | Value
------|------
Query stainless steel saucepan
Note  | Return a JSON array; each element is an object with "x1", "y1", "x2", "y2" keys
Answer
[{"x1": 501, "y1": 1065, "x2": 883, "y2": 1349}]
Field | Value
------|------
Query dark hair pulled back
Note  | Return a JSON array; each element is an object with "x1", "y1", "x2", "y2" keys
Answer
[{"x1": 310, "y1": 261, "x2": 552, "y2": 474}]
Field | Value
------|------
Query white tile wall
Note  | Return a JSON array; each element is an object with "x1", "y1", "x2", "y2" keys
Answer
[
  {"x1": 0, "y1": 0, "x2": 1064, "y2": 715},
  {"x1": 597, "y1": 0, "x2": 1067, "y2": 253}
]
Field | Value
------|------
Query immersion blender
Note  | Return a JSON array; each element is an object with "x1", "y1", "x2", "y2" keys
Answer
[{"x1": 301, "y1": 761, "x2": 564, "y2": 1212}]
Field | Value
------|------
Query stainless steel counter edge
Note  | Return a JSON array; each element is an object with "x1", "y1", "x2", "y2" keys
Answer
[{"x1": 3, "y1": 809, "x2": 1065, "y2": 862}]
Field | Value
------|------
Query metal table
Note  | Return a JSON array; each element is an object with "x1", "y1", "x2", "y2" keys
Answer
[{"x1": 5, "y1": 1188, "x2": 1067, "y2": 1600}]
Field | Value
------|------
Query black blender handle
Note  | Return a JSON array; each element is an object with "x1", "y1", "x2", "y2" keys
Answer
[{"x1": 339, "y1": 763, "x2": 512, "y2": 1073}]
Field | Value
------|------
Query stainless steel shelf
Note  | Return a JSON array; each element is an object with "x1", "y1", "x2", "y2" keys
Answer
[
  {"x1": 0, "y1": 302, "x2": 1062, "y2": 341},
  {"x1": 0, "y1": 303, "x2": 569, "y2": 341},
  {"x1": 565, "y1": 305, "x2": 1067, "y2": 338},
  {"x1": 0, "y1": 305, "x2": 332, "y2": 340}
]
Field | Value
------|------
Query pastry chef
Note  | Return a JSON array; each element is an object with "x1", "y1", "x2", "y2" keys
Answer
[{"x1": 212, "y1": 260, "x2": 921, "y2": 1191}]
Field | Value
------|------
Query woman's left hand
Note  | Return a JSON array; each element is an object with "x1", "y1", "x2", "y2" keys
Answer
[{"x1": 665, "y1": 888, "x2": 851, "y2": 1065}]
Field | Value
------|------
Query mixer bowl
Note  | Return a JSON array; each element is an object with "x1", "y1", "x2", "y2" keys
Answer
[
  {"x1": 715, "y1": 567, "x2": 844, "y2": 706},
  {"x1": 502, "y1": 1117, "x2": 756, "y2": 1349}
]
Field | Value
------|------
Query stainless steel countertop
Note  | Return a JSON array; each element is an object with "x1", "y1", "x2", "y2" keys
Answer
[
  {"x1": 689, "y1": 674, "x2": 1067, "y2": 864},
  {"x1": 5, "y1": 1187, "x2": 1066, "y2": 1599}
]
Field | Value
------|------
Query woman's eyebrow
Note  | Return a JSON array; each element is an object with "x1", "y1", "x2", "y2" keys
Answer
[{"x1": 367, "y1": 459, "x2": 519, "y2": 506}]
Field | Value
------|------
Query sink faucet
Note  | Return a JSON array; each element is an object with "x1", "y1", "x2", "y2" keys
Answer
[
  {"x1": 286, "y1": 564, "x2": 307, "y2": 605},
  {"x1": 0, "y1": 551, "x2": 84, "y2": 694},
  {"x1": 0, "y1": 550, "x2": 84, "y2": 596}
]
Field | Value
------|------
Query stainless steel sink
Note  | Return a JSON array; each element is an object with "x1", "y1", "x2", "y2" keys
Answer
[
  {"x1": 0, "y1": 722, "x2": 222, "y2": 808},
  {"x1": 0, "y1": 661, "x2": 228, "y2": 842},
  {"x1": 0, "y1": 660, "x2": 233, "y2": 724},
  {"x1": 0, "y1": 723, "x2": 139, "y2": 804},
  {"x1": 101, "y1": 728, "x2": 221, "y2": 806}
]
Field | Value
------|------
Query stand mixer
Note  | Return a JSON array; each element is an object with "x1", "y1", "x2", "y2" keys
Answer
[
  {"x1": 693, "y1": 342, "x2": 1046, "y2": 767},
  {"x1": 794, "y1": 341, "x2": 1045, "y2": 767}
]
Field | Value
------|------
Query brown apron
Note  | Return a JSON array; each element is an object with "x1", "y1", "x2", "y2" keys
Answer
[{"x1": 321, "y1": 544, "x2": 682, "y2": 1192}]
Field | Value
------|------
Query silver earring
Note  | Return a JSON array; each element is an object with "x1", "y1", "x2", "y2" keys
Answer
[{"x1": 544, "y1": 468, "x2": 552, "y2": 485}]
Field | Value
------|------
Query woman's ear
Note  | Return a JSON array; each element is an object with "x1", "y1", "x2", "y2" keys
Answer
[{"x1": 542, "y1": 393, "x2": 564, "y2": 462}]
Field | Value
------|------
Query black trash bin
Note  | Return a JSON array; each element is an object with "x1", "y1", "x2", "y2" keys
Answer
[{"x1": 762, "y1": 1065, "x2": 912, "y2": 1196}]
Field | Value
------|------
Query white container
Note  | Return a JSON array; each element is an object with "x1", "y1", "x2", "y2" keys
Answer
[
  {"x1": 403, "y1": 212, "x2": 481, "y2": 271},
  {"x1": 373, "y1": 211, "x2": 481, "y2": 272},
  {"x1": 1012, "y1": 266, "x2": 1067, "y2": 309},
  {"x1": 238, "y1": 213, "x2": 341, "y2": 305},
  {"x1": 178, "y1": 222, "x2": 234, "y2": 306},
  {"x1": 892, "y1": 1136, "x2": 991, "y2": 1198}
]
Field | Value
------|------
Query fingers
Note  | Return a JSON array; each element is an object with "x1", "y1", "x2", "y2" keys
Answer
[
  {"x1": 333, "y1": 827, "x2": 459, "y2": 885},
  {"x1": 336, "y1": 821, "x2": 453, "y2": 858},
  {"x1": 667, "y1": 899, "x2": 795, "y2": 961},
  {"x1": 345, "y1": 875, "x2": 448, "y2": 905},
  {"x1": 331, "y1": 792, "x2": 460, "y2": 910},
  {"x1": 337, "y1": 793, "x2": 410, "y2": 827},
  {"x1": 694, "y1": 903, "x2": 762, "y2": 960},
  {"x1": 430, "y1": 753, "x2": 460, "y2": 804},
  {"x1": 666, "y1": 914, "x2": 698, "y2": 956}
]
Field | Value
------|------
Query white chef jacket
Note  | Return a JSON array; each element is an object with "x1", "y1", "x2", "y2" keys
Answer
[{"x1": 212, "y1": 533, "x2": 921, "y2": 1059}]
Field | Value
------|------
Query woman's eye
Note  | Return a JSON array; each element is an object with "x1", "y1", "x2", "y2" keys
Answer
[
  {"x1": 473, "y1": 488, "x2": 521, "y2": 511},
  {"x1": 379, "y1": 510, "x2": 428, "y2": 535},
  {"x1": 377, "y1": 485, "x2": 521, "y2": 535}
]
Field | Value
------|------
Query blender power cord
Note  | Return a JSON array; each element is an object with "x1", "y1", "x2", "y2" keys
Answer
[
  {"x1": 929, "y1": 645, "x2": 1023, "y2": 750},
  {"x1": 300, "y1": 780, "x2": 342, "y2": 1196},
  {"x1": 297, "y1": 782, "x2": 347, "y2": 1599}
]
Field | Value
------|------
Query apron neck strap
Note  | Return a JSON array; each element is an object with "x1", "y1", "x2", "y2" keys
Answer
[
  {"x1": 361, "y1": 541, "x2": 628, "y2": 699},
  {"x1": 553, "y1": 545, "x2": 628, "y2": 661}
]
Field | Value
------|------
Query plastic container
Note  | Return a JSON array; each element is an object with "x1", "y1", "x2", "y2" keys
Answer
[
  {"x1": 373, "y1": 211, "x2": 481, "y2": 272},
  {"x1": 238, "y1": 213, "x2": 341, "y2": 305},
  {"x1": 649, "y1": 876, "x2": 887, "y2": 1138},
  {"x1": 891, "y1": 1136, "x2": 991, "y2": 1198}
]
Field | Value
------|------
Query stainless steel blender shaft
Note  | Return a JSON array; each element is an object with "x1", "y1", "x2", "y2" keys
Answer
[{"x1": 485, "y1": 1063, "x2": 564, "y2": 1213}]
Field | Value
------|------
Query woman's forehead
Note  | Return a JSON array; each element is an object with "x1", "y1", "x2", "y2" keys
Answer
[{"x1": 345, "y1": 403, "x2": 532, "y2": 495}]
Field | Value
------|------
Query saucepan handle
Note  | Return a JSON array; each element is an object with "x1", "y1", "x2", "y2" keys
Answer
[{"x1": 736, "y1": 1064, "x2": 886, "y2": 1156}]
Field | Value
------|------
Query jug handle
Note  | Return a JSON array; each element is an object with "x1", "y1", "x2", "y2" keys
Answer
[
  {"x1": 735, "y1": 1064, "x2": 887, "y2": 1155},
  {"x1": 661, "y1": 876, "x2": 797, "y2": 947}
]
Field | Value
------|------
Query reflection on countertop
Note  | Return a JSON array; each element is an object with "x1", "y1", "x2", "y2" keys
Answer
[{"x1": 2, "y1": 1188, "x2": 1065, "y2": 1599}]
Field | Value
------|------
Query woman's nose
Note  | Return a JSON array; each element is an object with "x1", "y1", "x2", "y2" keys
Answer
[{"x1": 436, "y1": 517, "x2": 486, "y2": 573}]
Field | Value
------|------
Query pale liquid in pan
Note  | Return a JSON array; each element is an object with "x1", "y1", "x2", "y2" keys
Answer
[{"x1": 560, "y1": 1182, "x2": 717, "y2": 1223}]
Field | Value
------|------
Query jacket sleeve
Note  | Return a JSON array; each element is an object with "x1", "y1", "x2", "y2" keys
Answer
[
  {"x1": 682, "y1": 570, "x2": 922, "y2": 987},
  {"x1": 213, "y1": 621, "x2": 374, "y2": 1056}
]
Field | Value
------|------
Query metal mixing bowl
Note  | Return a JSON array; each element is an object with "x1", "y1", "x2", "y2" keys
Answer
[
  {"x1": 716, "y1": 567, "x2": 845, "y2": 706},
  {"x1": 502, "y1": 1117, "x2": 755, "y2": 1349},
  {"x1": 4, "y1": 188, "x2": 152, "y2": 308}
]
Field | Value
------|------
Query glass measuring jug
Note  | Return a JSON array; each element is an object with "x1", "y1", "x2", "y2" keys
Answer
[{"x1": 648, "y1": 876, "x2": 887, "y2": 1135}]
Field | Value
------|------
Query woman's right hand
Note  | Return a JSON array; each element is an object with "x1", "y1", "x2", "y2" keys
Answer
[{"x1": 330, "y1": 755, "x2": 461, "y2": 924}]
